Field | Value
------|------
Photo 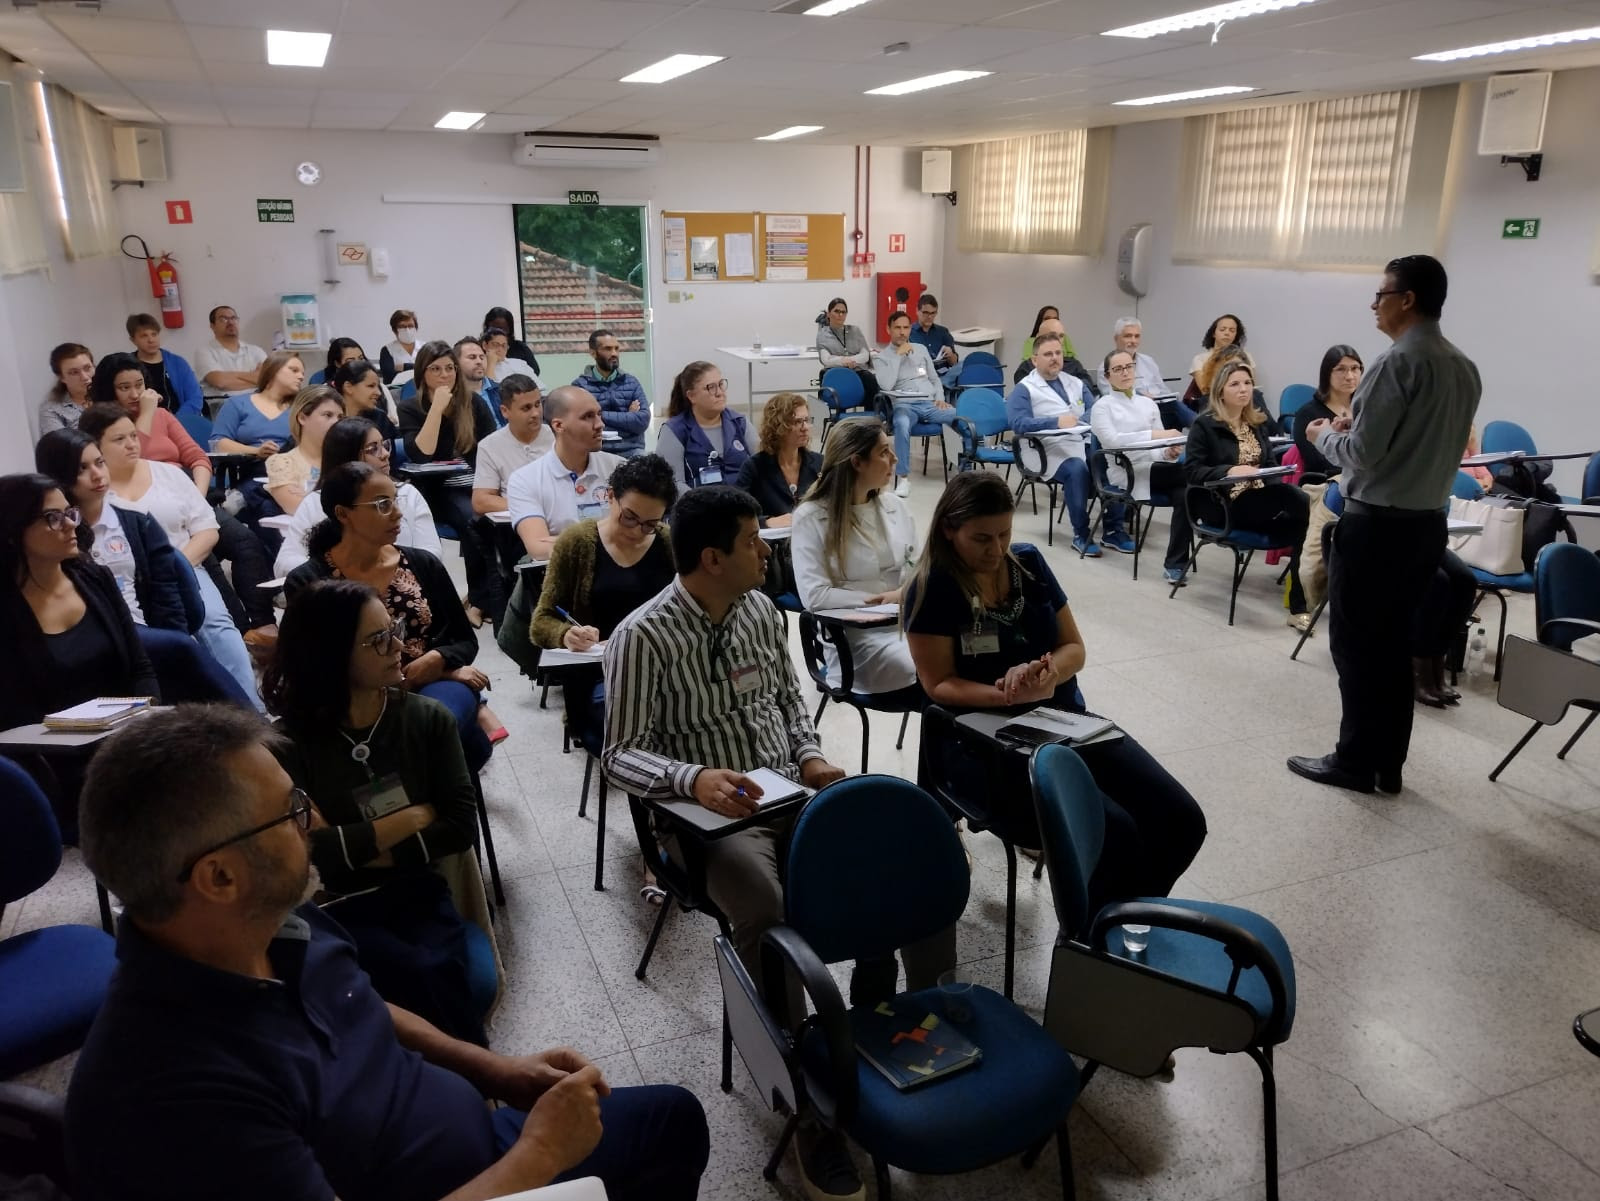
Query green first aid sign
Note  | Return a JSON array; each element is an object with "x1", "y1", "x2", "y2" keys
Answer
[{"x1": 1501, "y1": 218, "x2": 1539, "y2": 239}]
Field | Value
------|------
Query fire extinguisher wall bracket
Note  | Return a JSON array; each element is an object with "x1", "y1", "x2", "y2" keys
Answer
[{"x1": 122, "y1": 235, "x2": 184, "y2": 329}]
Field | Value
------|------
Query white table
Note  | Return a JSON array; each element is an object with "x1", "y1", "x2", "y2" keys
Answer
[
  {"x1": 1114, "y1": 435, "x2": 1186, "y2": 451},
  {"x1": 715, "y1": 346, "x2": 821, "y2": 417},
  {"x1": 759, "y1": 526, "x2": 792, "y2": 542},
  {"x1": 487, "y1": 509, "x2": 512, "y2": 524},
  {"x1": 1559, "y1": 504, "x2": 1600, "y2": 520}
]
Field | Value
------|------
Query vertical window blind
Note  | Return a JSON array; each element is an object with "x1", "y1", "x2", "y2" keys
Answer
[
  {"x1": 0, "y1": 75, "x2": 48, "y2": 277},
  {"x1": 1175, "y1": 87, "x2": 1459, "y2": 269},
  {"x1": 40, "y1": 82, "x2": 118, "y2": 262},
  {"x1": 957, "y1": 127, "x2": 1112, "y2": 255}
]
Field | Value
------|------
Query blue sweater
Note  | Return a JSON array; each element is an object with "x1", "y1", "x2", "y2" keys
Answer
[
  {"x1": 573, "y1": 367, "x2": 650, "y2": 454},
  {"x1": 159, "y1": 350, "x2": 204, "y2": 417}
]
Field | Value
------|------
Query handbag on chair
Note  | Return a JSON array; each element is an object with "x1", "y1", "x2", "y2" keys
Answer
[{"x1": 1448, "y1": 496, "x2": 1525, "y2": 576}]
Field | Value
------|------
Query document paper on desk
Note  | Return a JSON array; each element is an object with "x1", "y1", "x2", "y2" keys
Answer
[
  {"x1": 995, "y1": 707, "x2": 1116, "y2": 749},
  {"x1": 538, "y1": 642, "x2": 607, "y2": 667},
  {"x1": 742, "y1": 767, "x2": 808, "y2": 806},
  {"x1": 813, "y1": 603, "x2": 899, "y2": 623}
]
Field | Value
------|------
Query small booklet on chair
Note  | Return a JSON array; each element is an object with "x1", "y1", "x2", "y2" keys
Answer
[
  {"x1": 853, "y1": 1000, "x2": 982, "y2": 1091},
  {"x1": 43, "y1": 697, "x2": 154, "y2": 731},
  {"x1": 995, "y1": 707, "x2": 1117, "y2": 750}
]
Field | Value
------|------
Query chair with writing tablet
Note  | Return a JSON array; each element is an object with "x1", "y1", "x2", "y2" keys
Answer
[
  {"x1": 818, "y1": 367, "x2": 872, "y2": 444},
  {"x1": 1171, "y1": 470, "x2": 1294, "y2": 626},
  {"x1": 1090, "y1": 436, "x2": 1177, "y2": 582},
  {"x1": 1029, "y1": 744, "x2": 1296, "y2": 1201},
  {"x1": 951, "y1": 389, "x2": 1013, "y2": 477},
  {"x1": 797, "y1": 610, "x2": 915, "y2": 774},
  {"x1": 1011, "y1": 431, "x2": 1070, "y2": 548}
]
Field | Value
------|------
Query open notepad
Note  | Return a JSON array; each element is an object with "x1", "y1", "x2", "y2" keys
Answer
[
  {"x1": 813, "y1": 603, "x2": 899, "y2": 624},
  {"x1": 43, "y1": 697, "x2": 154, "y2": 732},
  {"x1": 956, "y1": 707, "x2": 1122, "y2": 751},
  {"x1": 650, "y1": 768, "x2": 813, "y2": 837},
  {"x1": 538, "y1": 642, "x2": 607, "y2": 668}
]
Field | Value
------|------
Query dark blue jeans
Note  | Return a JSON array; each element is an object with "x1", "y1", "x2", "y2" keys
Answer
[
  {"x1": 1050, "y1": 457, "x2": 1126, "y2": 540},
  {"x1": 491, "y1": 1084, "x2": 709, "y2": 1201},
  {"x1": 419, "y1": 679, "x2": 492, "y2": 773}
]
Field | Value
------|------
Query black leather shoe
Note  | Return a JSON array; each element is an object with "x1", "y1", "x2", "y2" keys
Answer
[
  {"x1": 1287, "y1": 753, "x2": 1374, "y2": 794},
  {"x1": 1376, "y1": 770, "x2": 1403, "y2": 795}
]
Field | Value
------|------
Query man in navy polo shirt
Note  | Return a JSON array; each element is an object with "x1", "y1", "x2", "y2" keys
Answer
[
  {"x1": 65, "y1": 705, "x2": 708, "y2": 1201},
  {"x1": 908, "y1": 292, "x2": 962, "y2": 392}
]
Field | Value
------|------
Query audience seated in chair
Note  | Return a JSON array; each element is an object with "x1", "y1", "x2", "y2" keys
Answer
[
  {"x1": 1006, "y1": 331, "x2": 1134, "y2": 558},
  {"x1": 314, "y1": 336, "x2": 369, "y2": 387},
  {"x1": 470, "y1": 375, "x2": 553, "y2": 626},
  {"x1": 791, "y1": 418, "x2": 926, "y2": 708},
  {"x1": 1090, "y1": 349, "x2": 1193, "y2": 584},
  {"x1": 1014, "y1": 313, "x2": 1098, "y2": 398},
  {"x1": 656, "y1": 361, "x2": 752, "y2": 490},
  {"x1": 38, "y1": 341, "x2": 96, "y2": 437},
  {"x1": 573, "y1": 329, "x2": 649, "y2": 457},
  {"x1": 211, "y1": 350, "x2": 300, "y2": 460},
  {"x1": 507, "y1": 386, "x2": 623, "y2": 562},
  {"x1": 88, "y1": 352, "x2": 213, "y2": 493},
  {"x1": 903, "y1": 471, "x2": 1207, "y2": 916},
  {"x1": 277, "y1": 416, "x2": 442, "y2": 579},
  {"x1": 1292, "y1": 345, "x2": 1362, "y2": 478},
  {"x1": 65, "y1": 703, "x2": 709, "y2": 1201},
  {"x1": 1096, "y1": 317, "x2": 1178, "y2": 407},
  {"x1": 333, "y1": 356, "x2": 401, "y2": 443},
  {"x1": 815, "y1": 297, "x2": 881, "y2": 415},
  {"x1": 265, "y1": 386, "x2": 345, "y2": 517},
  {"x1": 909, "y1": 292, "x2": 962, "y2": 389},
  {"x1": 1186, "y1": 312, "x2": 1246, "y2": 393},
  {"x1": 872, "y1": 311, "x2": 958, "y2": 497},
  {"x1": 125, "y1": 312, "x2": 204, "y2": 418},
  {"x1": 265, "y1": 580, "x2": 495, "y2": 1044},
  {"x1": 285, "y1": 462, "x2": 501, "y2": 767},
  {"x1": 735, "y1": 391, "x2": 822, "y2": 531},
  {"x1": 35, "y1": 429, "x2": 253, "y2": 709},
  {"x1": 81, "y1": 404, "x2": 264, "y2": 708},
  {"x1": 1183, "y1": 363, "x2": 1312, "y2": 630},
  {"x1": 379, "y1": 308, "x2": 419, "y2": 384},
  {"x1": 482, "y1": 304, "x2": 542, "y2": 379},
  {"x1": 192, "y1": 303, "x2": 266, "y2": 405}
]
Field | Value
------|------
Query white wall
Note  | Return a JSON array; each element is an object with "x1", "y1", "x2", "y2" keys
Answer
[
  {"x1": 942, "y1": 68, "x2": 1600, "y2": 495},
  {"x1": 98, "y1": 131, "x2": 944, "y2": 415}
]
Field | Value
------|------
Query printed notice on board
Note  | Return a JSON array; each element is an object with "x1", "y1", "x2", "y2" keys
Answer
[
  {"x1": 724, "y1": 231, "x2": 755, "y2": 278},
  {"x1": 691, "y1": 235, "x2": 720, "y2": 280},
  {"x1": 663, "y1": 216, "x2": 687, "y2": 281},
  {"x1": 765, "y1": 214, "x2": 808, "y2": 280}
]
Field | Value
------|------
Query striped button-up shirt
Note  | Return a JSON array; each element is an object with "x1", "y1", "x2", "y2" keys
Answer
[{"x1": 602, "y1": 577, "x2": 824, "y2": 799}]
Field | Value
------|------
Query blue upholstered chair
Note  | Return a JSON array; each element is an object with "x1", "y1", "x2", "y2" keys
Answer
[
  {"x1": 1029, "y1": 744, "x2": 1296, "y2": 1201},
  {"x1": 0, "y1": 757, "x2": 117, "y2": 1079},
  {"x1": 1276, "y1": 384, "x2": 1315, "y2": 425},
  {"x1": 1581, "y1": 450, "x2": 1600, "y2": 504},
  {"x1": 818, "y1": 367, "x2": 873, "y2": 443},
  {"x1": 952, "y1": 355, "x2": 1005, "y2": 396},
  {"x1": 1489, "y1": 542, "x2": 1600, "y2": 780},
  {"x1": 1482, "y1": 419, "x2": 1537, "y2": 459},
  {"x1": 797, "y1": 611, "x2": 914, "y2": 774},
  {"x1": 951, "y1": 389, "x2": 1013, "y2": 474},
  {"x1": 908, "y1": 413, "x2": 951, "y2": 480},
  {"x1": 1171, "y1": 476, "x2": 1290, "y2": 625},
  {"x1": 718, "y1": 775, "x2": 1081, "y2": 1199}
]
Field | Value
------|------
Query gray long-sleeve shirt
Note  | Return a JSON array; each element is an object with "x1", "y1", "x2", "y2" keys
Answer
[
  {"x1": 872, "y1": 342, "x2": 942, "y2": 404},
  {"x1": 1313, "y1": 320, "x2": 1480, "y2": 510}
]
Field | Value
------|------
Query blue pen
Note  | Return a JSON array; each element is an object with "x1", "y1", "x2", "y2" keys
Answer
[{"x1": 555, "y1": 606, "x2": 578, "y2": 625}]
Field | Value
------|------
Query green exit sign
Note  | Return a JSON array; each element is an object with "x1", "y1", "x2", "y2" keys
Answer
[
  {"x1": 1501, "y1": 218, "x2": 1540, "y2": 239},
  {"x1": 568, "y1": 190, "x2": 600, "y2": 205}
]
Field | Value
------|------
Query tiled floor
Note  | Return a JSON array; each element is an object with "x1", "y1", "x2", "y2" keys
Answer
[{"x1": 12, "y1": 475, "x2": 1600, "y2": 1200}]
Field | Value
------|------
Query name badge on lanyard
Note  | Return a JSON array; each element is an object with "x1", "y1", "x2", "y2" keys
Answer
[
  {"x1": 699, "y1": 453, "x2": 724, "y2": 486},
  {"x1": 729, "y1": 662, "x2": 761, "y2": 694},
  {"x1": 960, "y1": 594, "x2": 999, "y2": 655},
  {"x1": 353, "y1": 773, "x2": 411, "y2": 820}
]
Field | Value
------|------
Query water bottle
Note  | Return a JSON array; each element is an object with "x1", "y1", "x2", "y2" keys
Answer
[
  {"x1": 1464, "y1": 626, "x2": 1489, "y2": 679},
  {"x1": 752, "y1": 335, "x2": 762, "y2": 353}
]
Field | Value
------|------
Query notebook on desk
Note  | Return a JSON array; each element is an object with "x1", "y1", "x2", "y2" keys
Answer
[
  {"x1": 954, "y1": 706, "x2": 1121, "y2": 751},
  {"x1": 43, "y1": 697, "x2": 154, "y2": 732},
  {"x1": 813, "y1": 603, "x2": 899, "y2": 624},
  {"x1": 649, "y1": 769, "x2": 812, "y2": 837}
]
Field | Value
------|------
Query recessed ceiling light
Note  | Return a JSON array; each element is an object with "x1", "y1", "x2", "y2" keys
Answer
[
  {"x1": 866, "y1": 70, "x2": 991, "y2": 96},
  {"x1": 1104, "y1": 0, "x2": 1319, "y2": 40},
  {"x1": 434, "y1": 111, "x2": 486, "y2": 130},
  {"x1": 756, "y1": 125, "x2": 824, "y2": 140},
  {"x1": 1114, "y1": 85, "x2": 1256, "y2": 106},
  {"x1": 1413, "y1": 25, "x2": 1600, "y2": 63},
  {"x1": 805, "y1": 0, "x2": 875, "y2": 15},
  {"x1": 265, "y1": 29, "x2": 331, "y2": 68},
  {"x1": 619, "y1": 54, "x2": 724, "y2": 84}
]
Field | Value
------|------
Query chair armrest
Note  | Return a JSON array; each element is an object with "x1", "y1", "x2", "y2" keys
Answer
[
  {"x1": 798, "y1": 611, "x2": 857, "y2": 698},
  {"x1": 1090, "y1": 447, "x2": 1135, "y2": 503},
  {"x1": 950, "y1": 415, "x2": 979, "y2": 459},
  {"x1": 1090, "y1": 900, "x2": 1291, "y2": 1037},
  {"x1": 1540, "y1": 616, "x2": 1600, "y2": 643},
  {"x1": 1014, "y1": 433, "x2": 1050, "y2": 481},
  {"x1": 1183, "y1": 480, "x2": 1239, "y2": 537},
  {"x1": 760, "y1": 925, "x2": 857, "y2": 1128}
]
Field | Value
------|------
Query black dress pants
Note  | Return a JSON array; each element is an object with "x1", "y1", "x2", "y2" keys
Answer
[
  {"x1": 1328, "y1": 506, "x2": 1446, "y2": 775},
  {"x1": 1149, "y1": 460, "x2": 1194, "y2": 573},
  {"x1": 1195, "y1": 482, "x2": 1310, "y2": 612}
]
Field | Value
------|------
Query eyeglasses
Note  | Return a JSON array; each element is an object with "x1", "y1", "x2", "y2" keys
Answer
[
  {"x1": 361, "y1": 439, "x2": 392, "y2": 460},
  {"x1": 618, "y1": 506, "x2": 665, "y2": 534},
  {"x1": 1107, "y1": 362, "x2": 1137, "y2": 373},
  {"x1": 176, "y1": 788, "x2": 314, "y2": 883},
  {"x1": 349, "y1": 496, "x2": 399, "y2": 516},
  {"x1": 700, "y1": 380, "x2": 728, "y2": 394},
  {"x1": 829, "y1": 308, "x2": 847, "y2": 316},
  {"x1": 360, "y1": 618, "x2": 407, "y2": 654},
  {"x1": 1332, "y1": 364, "x2": 1363, "y2": 374},
  {"x1": 36, "y1": 506, "x2": 82, "y2": 532},
  {"x1": 1373, "y1": 289, "x2": 1405, "y2": 303},
  {"x1": 791, "y1": 415, "x2": 815, "y2": 426}
]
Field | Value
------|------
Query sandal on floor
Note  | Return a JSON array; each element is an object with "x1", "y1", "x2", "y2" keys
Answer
[
  {"x1": 640, "y1": 885, "x2": 666, "y2": 907},
  {"x1": 487, "y1": 726, "x2": 510, "y2": 745},
  {"x1": 1287, "y1": 613, "x2": 1314, "y2": 634}
]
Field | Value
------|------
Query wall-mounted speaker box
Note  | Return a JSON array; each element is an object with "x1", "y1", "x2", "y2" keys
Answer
[
  {"x1": 0, "y1": 81, "x2": 25, "y2": 193},
  {"x1": 921, "y1": 148, "x2": 952, "y2": 194},
  {"x1": 1479, "y1": 72, "x2": 1551, "y2": 156},
  {"x1": 1117, "y1": 223, "x2": 1152, "y2": 299},
  {"x1": 110, "y1": 124, "x2": 168, "y2": 182}
]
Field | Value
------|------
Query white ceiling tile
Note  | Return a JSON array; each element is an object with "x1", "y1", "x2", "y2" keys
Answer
[
  {"x1": 473, "y1": 113, "x2": 561, "y2": 133},
  {"x1": 427, "y1": 71, "x2": 556, "y2": 106},
  {"x1": 496, "y1": 92, "x2": 588, "y2": 117},
  {"x1": 311, "y1": 89, "x2": 421, "y2": 111},
  {"x1": 211, "y1": 85, "x2": 312, "y2": 106},
  {"x1": 338, "y1": 0, "x2": 523, "y2": 38},
  {"x1": 524, "y1": 78, "x2": 637, "y2": 103},
  {"x1": 183, "y1": 25, "x2": 268, "y2": 64},
  {"x1": 91, "y1": 52, "x2": 208, "y2": 84},
  {"x1": 222, "y1": 107, "x2": 313, "y2": 128},
  {"x1": 459, "y1": 42, "x2": 604, "y2": 76},
  {"x1": 310, "y1": 109, "x2": 404, "y2": 130},
  {"x1": 985, "y1": 0, "x2": 1210, "y2": 36},
  {"x1": 769, "y1": 17, "x2": 958, "y2": 63},
  {"x1": 169, "y1": 0, "x2": 332, "y2": 33},
  {"x1": 493, "y1": 1, "x2": 675, "y2": 49},
  {"x1": 326, "y1": 34, "x2": 478, "y2": 71},
  {"x1": 152, "y1": 104, "x2": 229, "y2": 125},
  {"x1": 201, "y1": 61, "x2": 330, "y2": 89},
  {"x1": 619, "y1": 8, "x2": 811, "y2": 55},
  {"x1": 45, "y1": 15, "x2": 193, "y2": 58},
  {"x1": 125, "y1": 81, "x2": 217, "y2": 105},
  {"x1": 530, "y1": 113, "x2": 642, "y2": 133},
  {"x1": 859, "y1": 0, "x2": 1039, "y2": 21}
]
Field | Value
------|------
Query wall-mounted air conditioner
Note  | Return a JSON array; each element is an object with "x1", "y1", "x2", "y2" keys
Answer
[{"x1": 513, "y1": 132, "x2": 662, "y2": 169}]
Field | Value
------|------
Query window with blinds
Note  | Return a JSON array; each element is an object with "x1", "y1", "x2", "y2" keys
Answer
[
  {"x1": 39, "y1": 83, "x2": 118, "y2": 262},
  {"x1": 1175, "y1": 87, "x2": 1459, "y2": 270},
  {"x1": 0, "y1": 74, "x2": 48, "y2": 277},
  {"x1": 957, "y1": 127, "x2": 1112, "y2": 255}
]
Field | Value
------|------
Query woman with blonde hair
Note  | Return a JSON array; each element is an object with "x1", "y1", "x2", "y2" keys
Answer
[
  {"x1": 211, "y1": 349, "x2": 302, "y2": 458},
  {"x1": 266, "y1": 385, "x2": 345, "y2": 515},
  {"x1": 1183, "y1": 361, "x2": 1311, "y2": 629},
  {"x1": 734, "y1": 392, "x2": 821, "y2": 529},
  {"x1": 791, "y1": 416, "x2": 923, "y2": 703}
]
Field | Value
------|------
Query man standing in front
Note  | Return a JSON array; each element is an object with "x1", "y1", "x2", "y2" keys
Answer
[
  {"x1": 192, "y1": 305, "x2": 267, "y2": 406},
  {"x1": 873, "y1": 310, "x2": 959, "y2": 498},
  {"x1": 65, "y1": 704, "x2": 709, "y2": 1201},
  {"x1": 1289, "y1": 255, "x2": 1480, "y2": 795}
]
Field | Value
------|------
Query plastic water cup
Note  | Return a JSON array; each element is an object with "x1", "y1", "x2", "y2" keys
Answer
[
  {"x1": 207, "y1": 436, "x2": 223, "y2": 453},
  {"x1": 937, "y1": 968, "x2": 975, "y2": 1023},
  {"x1": 1122, "y1": 924, "x2": 1151, "y2": 955}
]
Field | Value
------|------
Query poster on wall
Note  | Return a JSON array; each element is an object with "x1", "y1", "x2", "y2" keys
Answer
[
  {"x1": 690, "y1": 235, "x2": 720, "y2": 280},
  {"x1": 724, "y1": 232, "x2": 755, "y2": 278},
  {"x1": 765, "y1": 213, "x2": 808, "y2": 280},
  {"x1": 280, "y1": 294, "x2": 321, "y2": 349},
  {"x1": 663, "y1": 216, "x2": 687, "y2": 281}
]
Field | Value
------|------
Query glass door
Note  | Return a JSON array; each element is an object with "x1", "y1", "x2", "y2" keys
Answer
[{"x1": 512, "y1": 204, "x2": 651, "y2": 400}]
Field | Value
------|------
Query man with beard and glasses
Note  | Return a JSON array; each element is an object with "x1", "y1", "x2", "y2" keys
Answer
[{"x1": 65, "y1": 704, "x2": 709, "y2": 1201}]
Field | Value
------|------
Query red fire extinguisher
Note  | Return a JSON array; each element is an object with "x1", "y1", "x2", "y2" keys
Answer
[{"x1": 121, "y1": 234, "x2": 184, "y2": 329}]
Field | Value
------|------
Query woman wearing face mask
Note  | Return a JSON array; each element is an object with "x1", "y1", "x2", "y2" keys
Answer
[
  {"x1": 275, "y1": 416, "x2": 441, "y2": 578},
  {"x1": 266, "y1": 386, "x2": 346, "y2": 516},
  {"x1": 380, "y1": 309, "x2": 420, "y2": 384},
  {"x1": 815, "y1": 297, "x2": 881, "y2": 412},
  {"x1": 81, "y1": 403, "x2": 265, "y2": 706},
  {"x1": 87, "y1": 352, "x2": 212, "y2": 493},
  {"x1": 35, "y1": 428, "x2": 252, "y2": 707},
  {"x1": 333, "y1": 356, "x2": 400, "y2": 442},
  {"x1": 1184, "y1": 362, "x2": 1311, "y2": 631},
  {"x1": 791, "y1": 418, "x2": 923, "y2": 704},
  {"x1": 39, "y1": 342, "x2": 96, "y2": 437},
  {"x1": 656, "y1": 360, "x2": 752, "y2": 489}
]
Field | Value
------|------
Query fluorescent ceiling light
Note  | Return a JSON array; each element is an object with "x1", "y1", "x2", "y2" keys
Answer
[
  {"x1": 1115, "y1": 85, "x2": 1256, "y2": 106},
  {"x1": 265, "y1": 29, "x2": 331, "y2": 68},
  {"x1": 434, "y1": 111, "x2": 486, "y2": 130},
  {"x1": 756, "y1": 125, "x2": 824, "y2": 140},
  {"x1": 1104, "y1": 0, "x2": 1319, "y2": 40},
  {"x1": 1414, "y1": 25, "x2": 1600, "y2": 63},
  {"x1": 805, "y1": 0, "x2": 875, "y2": 14},
  {"x1": 866, "y1": 70, "x2": 991, "y2": 96},
  {"x1": 620, "y1": 54, "x2": 724, "y2": 84}
]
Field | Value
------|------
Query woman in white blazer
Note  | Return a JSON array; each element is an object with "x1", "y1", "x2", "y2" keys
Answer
[{"x1": 791, "y1": 417, "x2": 923, "y2": 703}]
